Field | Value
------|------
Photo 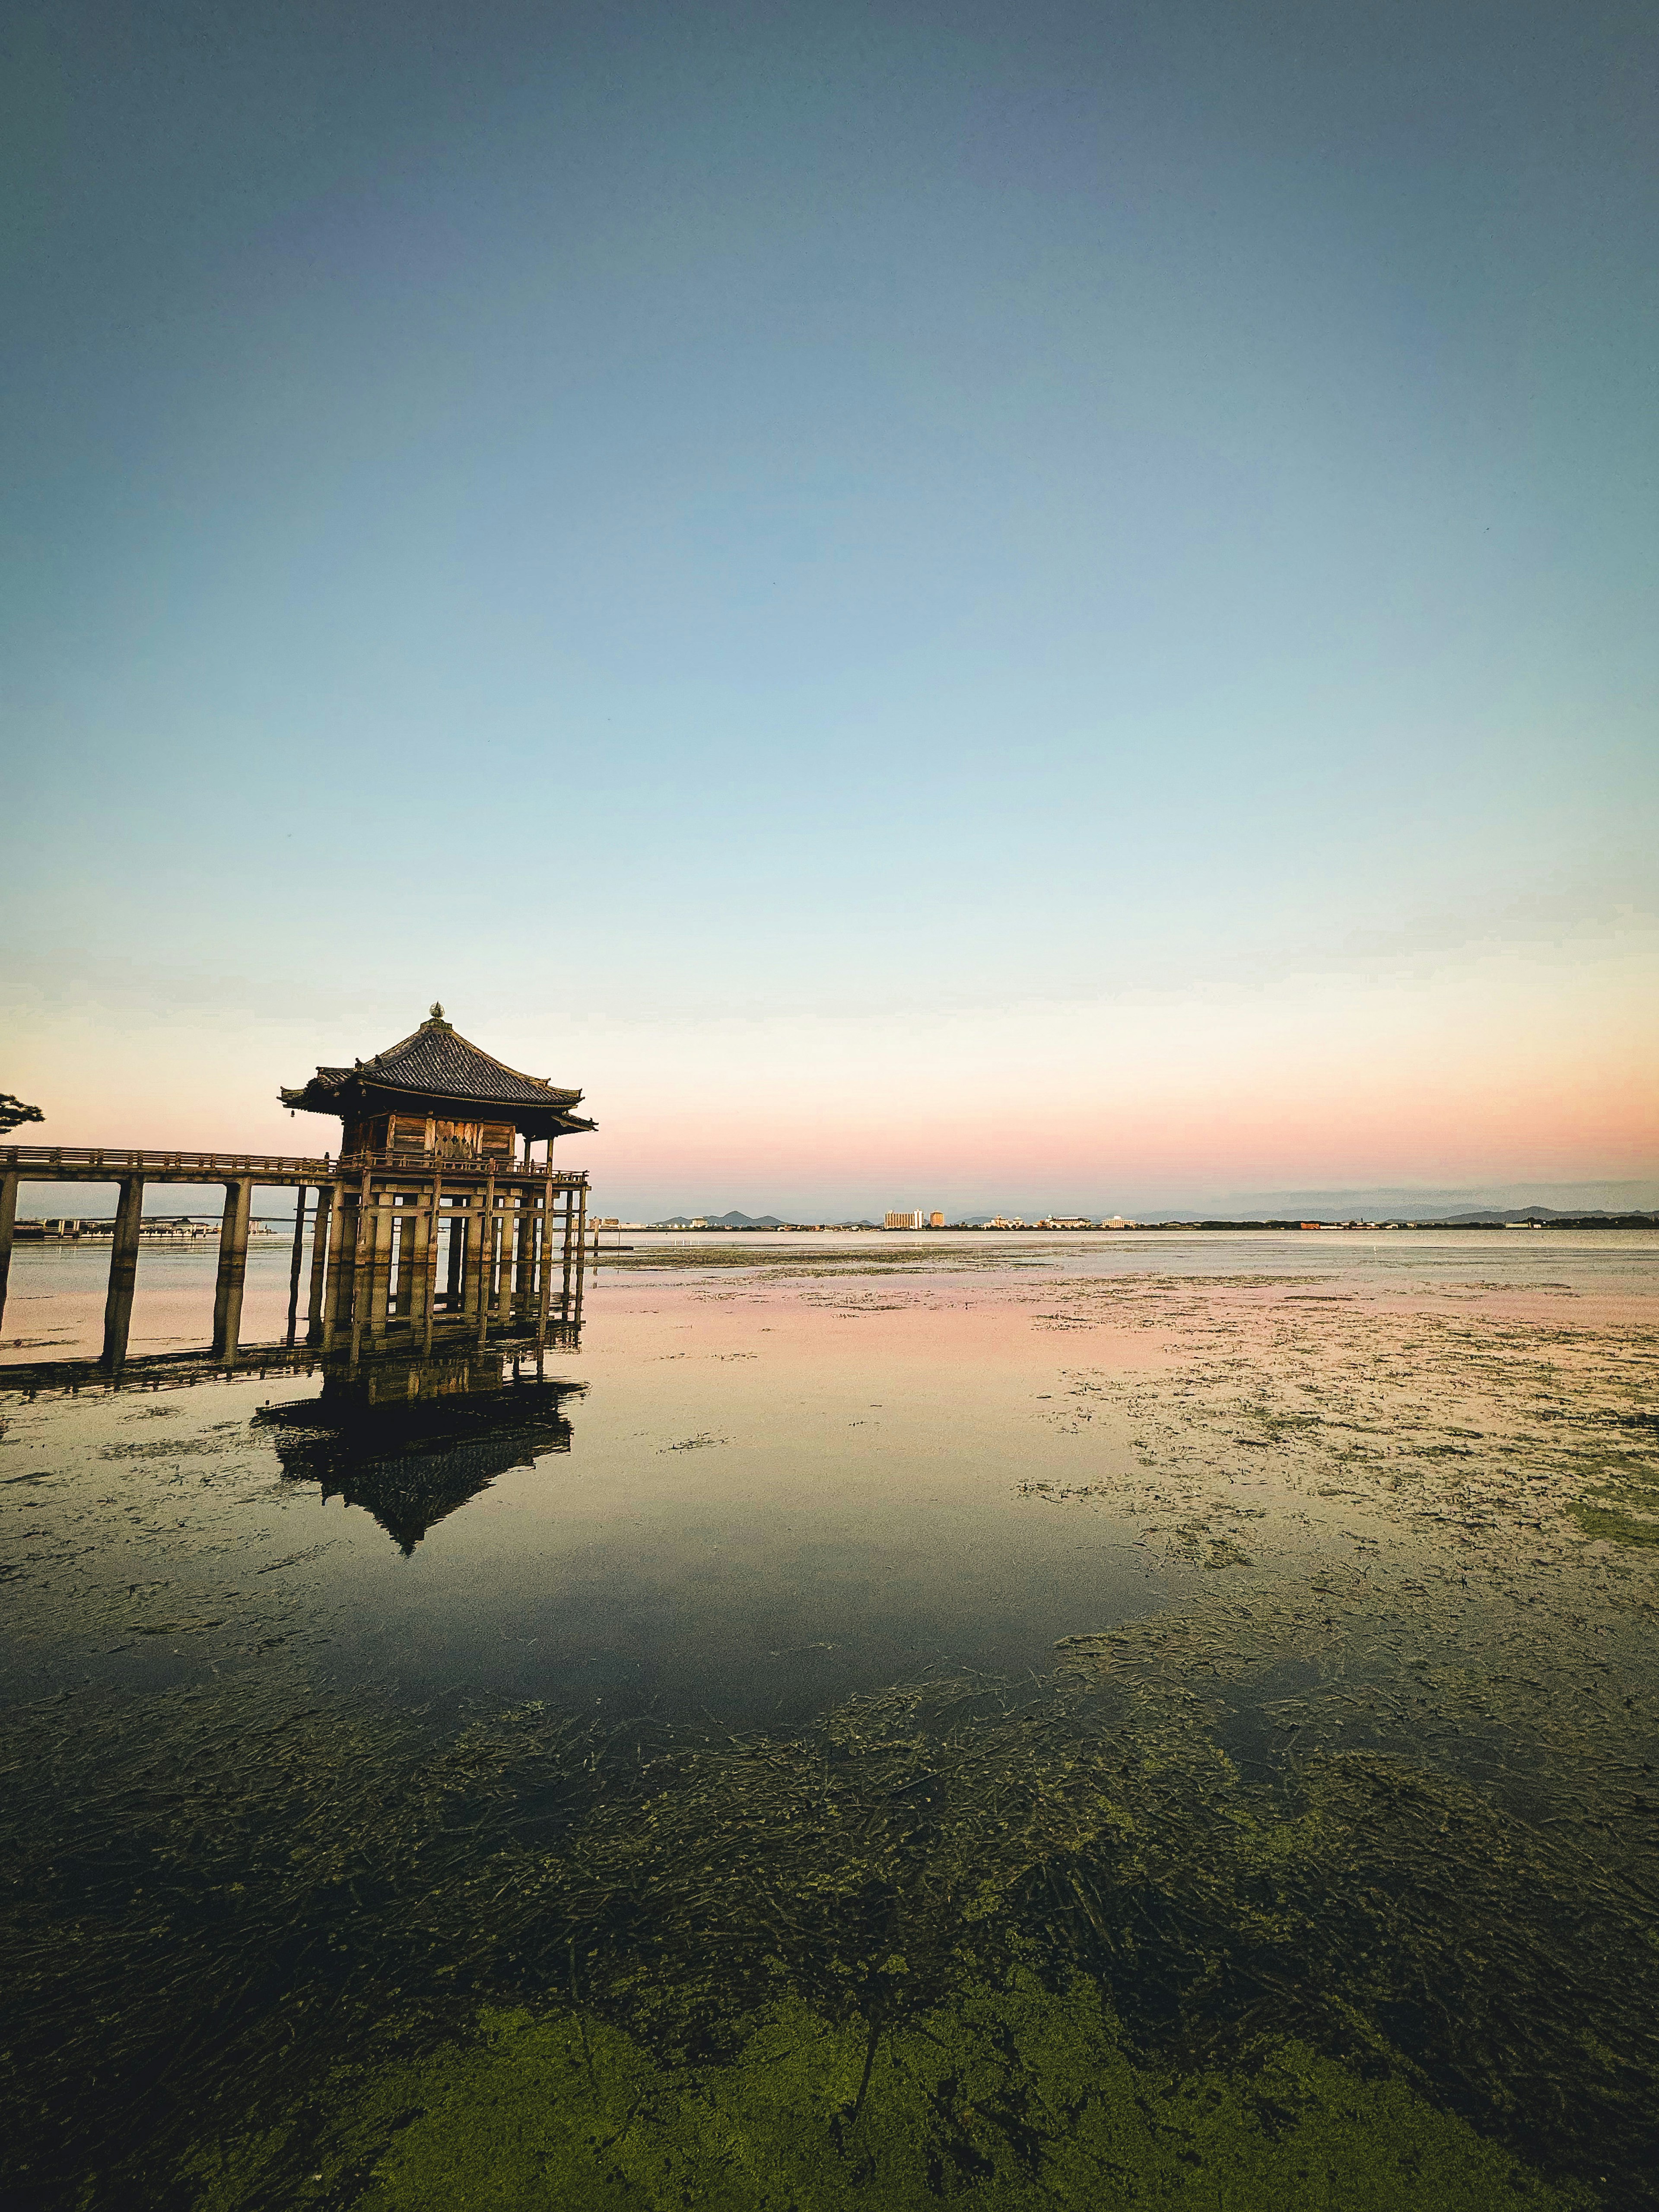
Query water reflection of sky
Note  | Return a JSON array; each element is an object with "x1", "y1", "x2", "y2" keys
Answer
[
  {"x1": 1, "y1": 1272, "x2": 1170, "y2": 1728},
  {"x1": 3, "y1": 1233, "x2": 1653, "y2": 1732},
  {"x1": 5, "y1": 1227, "x2": 1654, "y2": 1368}
]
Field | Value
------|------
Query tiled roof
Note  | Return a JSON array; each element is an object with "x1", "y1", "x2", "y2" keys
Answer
[
  {"x1": 365, "y1": 1020, "x2": 584, "y2": 1107},
  {"x1": 295, "y1": 1013, "x2": 585, "y2": 1111}
]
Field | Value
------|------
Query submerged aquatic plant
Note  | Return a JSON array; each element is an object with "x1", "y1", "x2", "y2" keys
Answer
[
  {"x1": 219, "y1": 1974, "x2": 1589, "y2": 2210},
  {"x1": 3, "y1": 1578, "x2": 1654, "y2": 2210}
]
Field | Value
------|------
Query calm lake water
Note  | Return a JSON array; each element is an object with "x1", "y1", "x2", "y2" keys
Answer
[{"x1": 3, "y1": 1232, "x2": 1656, "y2": 2209}]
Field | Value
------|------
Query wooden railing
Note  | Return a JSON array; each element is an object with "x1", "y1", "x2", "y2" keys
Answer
[
  {"x1": 335, "y1": 1150, "x2": 587, "y2": 1181},
  {"x1": 0, "y1": 1145, "x2": 333, "y2": 1176},
  {"x1": 0, "y1": 1144, "x2": 590, "y2": 1187}
]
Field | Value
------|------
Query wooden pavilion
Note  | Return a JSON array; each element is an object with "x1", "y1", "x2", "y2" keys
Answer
[{"x1": 282, "y1": 1005, "x2": 596, "y2": 1366}]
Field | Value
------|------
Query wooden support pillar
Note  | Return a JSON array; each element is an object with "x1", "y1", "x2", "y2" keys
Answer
[
  {"x1": 0, "y1": 1170, "x2": 16, "y2": 1339},
  {"x1": 377, "y1": 1191, "x2": 404, "y2": 1341},
  {"x1": 322, "y1": 1182, "x2": 354, "y2": 1353},
  {"x1": 458, "y1": 1191, "x2": 482, "y2": 1322},
  {"x1": 285, "y1": 1186, "x2": 308, "y2": 1347},
  {"x1": 307, "y1": 1183, "x2": 337, "y2": 1346},
  {"x1": 560, "y1": 1190, "x2": 575, "y2": 1314},
  {"x1": 572, "y1": 1181, "x2": 588, "y2": 1329},
  {"x1": 102, "y1": 1174, "x2": 145, "y2": 1370},
  {"x1": 404, "y1": 1185, "x2": 432, "y2": 1332},
  {"x1": 534, "y1": 1168, "x2": 555, "y2": 1351},
  {"x1": 477, "y1": 1170, "x2": 497, "y2": 1347},
  {"x1": 473, "y1": 1203, "x2": 493, "y2": 1336},
  {"x1": 367, "y1": 1191, "x2": 395, "y2": 1343},
  {"x1": 407, "y1": 1205, "x2": 422, "y2": 1314},
  {"x1": 367, "y1": 1194, "x2": 396, "y2": 1344},
  {"x1": 387, "y1": 1197, "x2": 412, "y2": 1324},
  {"x1": 384, "y1": 1202, "x2": 402, "y2": 1324},
  {"x1": 495, "y1": 1193, "x2": 517, "y2": 1328},
  {"x1": 422, "y1": 1174, "x2": 444, "y2": 1353},
  {"x1": 444, "y1": 1199, "x2": 464, "y2": 1310},
  {"x1": 347, "y1": 1167, "x2": 374, "y2": 1368},
  {"x1": 211, "y1": 1178, "x2": 252, "y2": 1362},
  {"x1": 512, "y1": 1199, "x2": 535, "y2": 1321}
]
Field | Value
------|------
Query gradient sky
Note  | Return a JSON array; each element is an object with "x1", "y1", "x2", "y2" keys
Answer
[{"x1": 3, "y1": 0, "x2": 1655, "y2": 1218}]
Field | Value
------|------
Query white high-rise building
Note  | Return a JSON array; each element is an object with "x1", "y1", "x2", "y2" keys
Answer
[{"x1": 884, "y1": 1210, "x2": 925, "y2": 1230}]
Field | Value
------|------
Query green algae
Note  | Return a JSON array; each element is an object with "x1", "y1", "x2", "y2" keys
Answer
[
  {"x1": 1570, "y1": 1498, "x2": 1659, "y2": 1547},
  {"x1": 246, "y1": 1973, "x2": 1588, "y2": 2211},
  {"x1": 5, "y1": 1584, "x2": 1656, "y2": 2209},
  {"x1": 1567, "y1": 1460, "x2": 1659, "y2": 1548}
]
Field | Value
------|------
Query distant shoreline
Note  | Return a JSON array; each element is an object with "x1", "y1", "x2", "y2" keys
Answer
[
  {"x1": 617, "y1": 1217, "x2": 1659, "y2": 1235},
  {"x1": 13, "y1": 1215, "x2": 1655, "y2": 1243}
]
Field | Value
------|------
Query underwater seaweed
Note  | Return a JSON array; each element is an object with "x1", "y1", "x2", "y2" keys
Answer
[{"x1": 3, "y1": 1580, "x2": 1654, "y2": 2210}]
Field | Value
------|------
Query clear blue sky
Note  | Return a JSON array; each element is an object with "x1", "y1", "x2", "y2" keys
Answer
[{"x1": 3, "y1": 0, "x2": 1654, "y2": 1216}]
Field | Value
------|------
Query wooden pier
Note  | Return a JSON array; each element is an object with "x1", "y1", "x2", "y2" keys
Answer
[
  {"x1": 0, "y1": 1003, "x2": 602, "y2": 1377},
  {"x1": 0, "y1": 1143, "x2": 590, "y2": 1373}
]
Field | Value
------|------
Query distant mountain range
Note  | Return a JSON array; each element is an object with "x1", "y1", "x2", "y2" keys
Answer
[
  {"x1": 1410, "y1": 1207, "x2": 1658, "y2": 1226},
  {"x1": 654, "y1": 1211, "x2": 875, "y2": 1229}
]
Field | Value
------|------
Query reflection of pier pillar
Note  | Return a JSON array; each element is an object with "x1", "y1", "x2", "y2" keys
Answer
[
  {"x1": 101, "y1": 1174, "x2": 145, "y2": 1369},
  {"x1": 307, "y1": 1182, "x2": 338, "y2": 1346},
  {"x1": 211, "y1": 1178, "x2": 252, "y2": 1360},
  {"x1": 0, "y1": 1170, "x2": 16, "y2": 1337}
]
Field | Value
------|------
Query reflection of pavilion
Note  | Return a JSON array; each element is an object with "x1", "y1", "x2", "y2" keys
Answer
[{"x1": 257, "y1": 1344, "x2": 583, "y2": 1554}]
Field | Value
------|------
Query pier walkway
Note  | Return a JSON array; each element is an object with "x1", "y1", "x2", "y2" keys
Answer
[{"x1": 0, "y1": 1143, "x2": 590, "y2": 1374}]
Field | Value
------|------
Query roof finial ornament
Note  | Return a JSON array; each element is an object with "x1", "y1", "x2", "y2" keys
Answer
[{"x1": 429, "y1": 1001, "x2": 445, "y2": 1021}]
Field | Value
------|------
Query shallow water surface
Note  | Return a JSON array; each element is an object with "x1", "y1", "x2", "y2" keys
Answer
[{"x1": 3, "y1": 1232, "x2": 1656, "y2": 2208}]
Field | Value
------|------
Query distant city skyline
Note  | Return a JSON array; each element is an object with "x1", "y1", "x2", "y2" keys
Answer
[
  {"x1": 13, "y1": 1175, "x2": 1654, "y2": 1227},
  {"x1": 3, "y1": 3, "x2": 1653, "y2": 1201}
]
